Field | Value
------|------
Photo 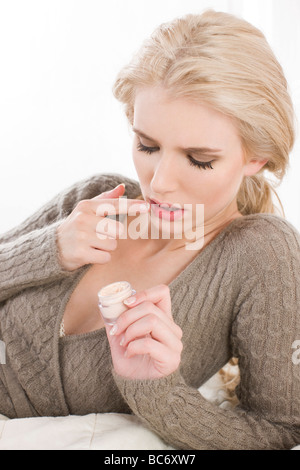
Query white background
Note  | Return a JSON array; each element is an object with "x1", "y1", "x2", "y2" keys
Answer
[{"x1": 0, "y1": 0, "x2": 299, "y2": 233}]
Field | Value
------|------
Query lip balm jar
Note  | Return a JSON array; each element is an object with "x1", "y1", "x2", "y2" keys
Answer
[{"x1": 98, "y1": 281, "x2": 136, "y2": 325}]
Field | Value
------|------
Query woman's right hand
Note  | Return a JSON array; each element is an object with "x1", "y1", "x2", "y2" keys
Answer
[{"x1": 56, "y1": 184, "x2": 149, "y2": 271}]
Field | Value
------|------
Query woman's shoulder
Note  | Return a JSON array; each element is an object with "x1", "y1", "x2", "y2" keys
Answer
[
  {"x1": 224, "y1": 213, "x2": 300, "y2": 267},
  {"x1": 228, "y1": 213, "x2": 300, "y2": 242}
]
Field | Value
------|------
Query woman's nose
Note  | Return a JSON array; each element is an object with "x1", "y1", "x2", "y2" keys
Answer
[{"x1": 150, "y1": 153, "x2": 178, "y2": 195}]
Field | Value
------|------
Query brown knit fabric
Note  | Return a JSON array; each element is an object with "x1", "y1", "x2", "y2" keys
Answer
[{"x1": 0, "y1": 173, "x2": 300, "y2": 450}]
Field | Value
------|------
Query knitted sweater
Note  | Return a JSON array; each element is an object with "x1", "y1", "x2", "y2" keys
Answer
[{"x1": 0, "y1": 173, "x2": 300, "y2": 450}]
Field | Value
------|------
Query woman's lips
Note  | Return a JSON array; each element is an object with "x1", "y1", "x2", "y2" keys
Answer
[
  {"x1": 150, "y1": 198, "x2": 182, "y2": 209},
  {"x1": 149, "y1": 198, "x2": 185, "y2": 221}
]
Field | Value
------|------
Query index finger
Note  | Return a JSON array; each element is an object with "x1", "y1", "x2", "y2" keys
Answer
[
  {"x1": 95, "y1": 198, "x2": 149, "y2": 217},
  {"x1": 123, "y1": 284, "x2": 172, "y2": 318}
]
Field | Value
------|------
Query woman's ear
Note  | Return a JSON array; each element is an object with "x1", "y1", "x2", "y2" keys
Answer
[{"x1": 243, "y1": 158, "x2": 269, "y2": 177}]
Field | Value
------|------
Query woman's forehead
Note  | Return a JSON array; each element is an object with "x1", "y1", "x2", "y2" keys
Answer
[{"x1": 133, "y1": 86, "x2": 241, "y2": 149}]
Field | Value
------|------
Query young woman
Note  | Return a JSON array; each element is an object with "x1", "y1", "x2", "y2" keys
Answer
[{"x1": 0, "y1": 10, "x2": 299, "y2": 450}]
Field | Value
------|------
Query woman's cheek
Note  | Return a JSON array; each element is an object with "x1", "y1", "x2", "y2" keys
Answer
[
  {"x1": 199, "y1": 167, "x2": 242, "y2": 216},
  {"x1": 132, "y1": 149, "x2": 149, "y2": 181}
]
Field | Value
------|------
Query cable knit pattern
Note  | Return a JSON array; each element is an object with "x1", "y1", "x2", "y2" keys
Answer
[
  {"x1": 114, "y1": 214, "x2": 300, "y2": 449},
  {"x1": 0, "y1": 173, "x2": 299, "y2": 450}
]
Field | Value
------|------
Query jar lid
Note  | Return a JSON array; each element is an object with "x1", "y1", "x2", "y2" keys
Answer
[{"x1": 98, "y1": 281, "x2": 132, "y2": 306}]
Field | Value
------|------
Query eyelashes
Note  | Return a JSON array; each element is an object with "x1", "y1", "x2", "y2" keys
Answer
[
  {"x1": 187, "y1": 158, "x2": 214, "y2": 170},
  {"x1": 137, "y1": 142, "x2": 158, "y2": 155},
  {"x1": 136, "y1": 142, "x2": 214, "y2": 170}
]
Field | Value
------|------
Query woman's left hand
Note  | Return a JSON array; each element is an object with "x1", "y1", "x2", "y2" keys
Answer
[{"x1": 105, "y1": 284, "x2": 183, "y2": 380}]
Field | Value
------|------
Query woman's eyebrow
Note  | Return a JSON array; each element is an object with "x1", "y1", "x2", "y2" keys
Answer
[
  {"x1": 132, "y1": 127, "x2": 223, "y2": 156},
  {"x1": 184, "y1": 147, "x2": 223, "y2": 156},
  {"x1": 133, "y1": 128, "x2": 158, "y2": 143}
]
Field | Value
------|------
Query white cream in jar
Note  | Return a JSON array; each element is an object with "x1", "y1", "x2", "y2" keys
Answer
[{"x1": 98, "y1": 281, "x2": 136, "y2": 325}]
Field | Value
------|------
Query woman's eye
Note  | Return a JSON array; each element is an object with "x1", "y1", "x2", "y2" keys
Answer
[
  {"x1": 187, "y1": 155, "x2": 214, "y2": 170},
  {"x1": 137, "y1": 141, "x2": 214, "y2": 170},
  {"x1": 137, "y1": 142, "x2": 159, "y2": 155}
]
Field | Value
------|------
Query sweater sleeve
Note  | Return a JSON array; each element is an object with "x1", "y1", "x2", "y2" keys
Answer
[
  {"x1": 113, "y1": 215, "x2": 300, "y2": 450},
  {"x1": 0, "y1": 173, "x2": 140, "y2": 303},
  {"x1": 0, "y1": 221, "x2": 73, "y2": 303}
]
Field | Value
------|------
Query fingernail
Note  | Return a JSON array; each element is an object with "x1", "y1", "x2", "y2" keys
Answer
[
  {"x1": 120, "y1": 335, "x2": 125, "y2": 347},
  {"x1": 108, "y1": 184, "x2": 125, "y2": 193},
  {"x1": 124, "y1": 296, "x2": 136, "y2": 306},
  {"x1": 109, "y1": 324, "x2": 118, "y2": 336}
]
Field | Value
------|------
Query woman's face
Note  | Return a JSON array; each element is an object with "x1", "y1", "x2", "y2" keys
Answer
[{"x1": 132, "y1": 86, "x2": 266, "y2": 242}]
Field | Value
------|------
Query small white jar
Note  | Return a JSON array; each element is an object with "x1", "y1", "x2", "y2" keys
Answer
[{"x1": 98, "y1": 281, "x2": 136, "y2": 325}]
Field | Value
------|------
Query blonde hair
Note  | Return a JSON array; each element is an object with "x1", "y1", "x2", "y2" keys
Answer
[{"x1": 113, "y1": 10, "x2": 295, "y2": 216}]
